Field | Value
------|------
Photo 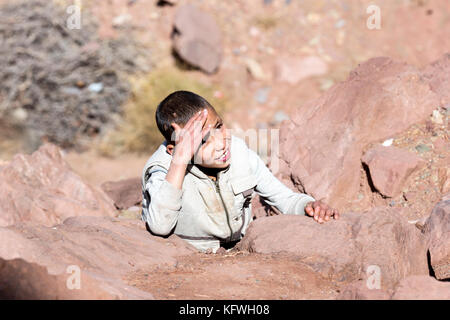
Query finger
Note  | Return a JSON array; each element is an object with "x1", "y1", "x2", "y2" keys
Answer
[
  {"x1": 324, "y1": 209, "x2": 332, "y2": 222},
  {"x1": 318, "y1": 208, "x2": 326, "y2": 223},
  {"x1": 334, "y1": 209, "x2": 340, "y2": 220},
  {"x1": 185, "y1": 110, "x2": 203, "y2": 129},
  {"x1": 305, "y1": 205, "x2": 314, "y2": 216},
  {"x1": 190, "y1": 109, "x2": 209, "y2": 136},
  {"x1": 313, "y1": 205, "x2": 321, "y2": 221}
]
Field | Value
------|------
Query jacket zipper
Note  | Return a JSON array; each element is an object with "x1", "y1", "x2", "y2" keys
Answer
[{"x1": 213, "y1": 177, "x2": 233, "y2": 242}]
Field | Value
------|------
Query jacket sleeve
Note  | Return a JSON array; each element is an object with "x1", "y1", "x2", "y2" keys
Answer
[
  {"x1": 141, "y1": 165, "x2": 183, "y2": 236},
  {"x1": 247, "y1": 146, "x2": 315, "y2": 215}
]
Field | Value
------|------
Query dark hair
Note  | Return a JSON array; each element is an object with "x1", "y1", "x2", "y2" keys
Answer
[{"x1": 156, "y1": 90, "x2": 214, "y2": 143}]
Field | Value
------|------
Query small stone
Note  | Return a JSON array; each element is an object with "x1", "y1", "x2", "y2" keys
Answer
[
  {"x1": 335, "y1": 19, "x2": 346, "y2": 29},
  {"x1": 274, "y1": 55, "x2": 328, "y2": 85},
  {"x1": 307, "y1": 13, "x2": 322, "y2": 24},
  {"x1": 245, "y1": 58, "x2": 270, "y2": 81},
  {"x1": 431, "y1": 109, "x2": 443, "y2": 124},
  {"x1": 88, "y1": 82, "x2": 103, "y2": 93},
  {"x1": 273, "y1": 111, "x2": 290, "y2": 124},
  {"x1": 254, "y1": 87, "x2": 270, "y2": 104},
  {"x1": 249, "y1": 26, "x2": 260, "y2": 37},
  {"x1": 112, "y1": 14, "x2": 132, "y2": 27},
  {"x1": 415, "y1": 144, "x2": 431, "y2": 153},
  {"x1": 11, "y1": 108, "x2": 28, "y2": 122},
  {"x1": 382, "y1": 138, "x2": 394, "y2": 147},
  {"x1": 362, "y1": 146, "x2": 426, "y2": 198},
  {"x1": 320, "y1": 79, "x2": 334, "y2": 91}
]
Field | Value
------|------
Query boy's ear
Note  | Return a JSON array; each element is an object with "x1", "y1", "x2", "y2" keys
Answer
[{"x1": 166, "y1": 143, "x2": 175, "y2": 156}]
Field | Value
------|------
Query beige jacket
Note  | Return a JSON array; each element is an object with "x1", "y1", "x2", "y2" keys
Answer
[{"x1": 141, "y1": 135, "x2": 315, "y2": 252}]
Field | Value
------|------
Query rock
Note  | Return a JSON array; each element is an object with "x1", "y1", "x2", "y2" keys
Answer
[
  {"x1": 0, "y1": 257, "x2": 152, "y2": 299},
  {"x1": 415, "y1": 143, "x2": 431, "y2": 153},
  {"x1": 337, "y1": 280, "x2": 391, "y2": 300},
  {"x1": 254, "y1": 87, "x2": 270, "y2": 104},
  {"x1": 438, "y1": 167, "x2": 450, "y2": 194},
  {"x1": 0, "y1": 216, "x2": 196, "y2": 299},
  {"x1": 274, "y1": 55, "x2": 328, "y2": 85},
  {"x1": 273, "y1": 57, "x2": 440, "y2": 209},
  {"x1": 423, "y1": 199, "x2": 450, "y2": 280},
  {"x1": 391, "y1": 276, "x2": 450, "y2": 300},
  {"x1": 238, "y1": 207, "x2": 429, "y2": 288},
  {"x1": 272, "y1": 111, "x2": 290, "y2": 124},
  {"x1": 433, "y1": 137, "x2": 450, "y2": 153},
  {"x1": 172, "y1": 4, "x2": 222, "y2": 73},
  {"x1": 431, "y1": 109, "x2": 444, "y2": 124},
  {"x1": 101, "y1": 177, "x2": 142, "y2": 210},
  {"x1": 0, "y1": 258, "x2": 117, "y2": 299},
  {"x1": 422, "y1": 53, "x2": 450, "y2": 105},
  {"x1": 0, "y1": 144, "x2": 115, "y2": 227},
  {"x1": 245, "y1": 58, "x2": 270, "y2": 81},
  {"x1": 362, "y1": 146, "x2": 425, "y2": 198}
]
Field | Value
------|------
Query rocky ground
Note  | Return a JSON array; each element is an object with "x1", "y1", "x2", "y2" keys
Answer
[{"x1": 0, "y1": 0, "x2": 449, "y2": 300}]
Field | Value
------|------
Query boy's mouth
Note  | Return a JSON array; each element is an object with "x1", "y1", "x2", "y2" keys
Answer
[{"x1": 216, "y1": 148, "x2": 230, "y2": 162}]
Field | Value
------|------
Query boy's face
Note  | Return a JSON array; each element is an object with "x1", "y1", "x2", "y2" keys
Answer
[{"x1": 194, "y1": 109, "x2": 231, "y2": 169}]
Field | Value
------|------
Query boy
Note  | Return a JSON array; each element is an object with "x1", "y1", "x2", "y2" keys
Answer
[{"x1": 142, "y1": 91, "x2": 339, "y2": 252}]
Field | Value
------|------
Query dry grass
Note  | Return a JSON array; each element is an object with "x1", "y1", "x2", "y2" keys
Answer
[{"x1": 97, "y1": 68, "x2": 227, "y2": 156}]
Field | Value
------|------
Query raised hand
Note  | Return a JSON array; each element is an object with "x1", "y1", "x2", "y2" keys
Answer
[{"x1": 171, "y1": 109, "x2": 212, "y2": 166}]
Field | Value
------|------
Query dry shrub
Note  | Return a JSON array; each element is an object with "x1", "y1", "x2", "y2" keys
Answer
[{"x1": 98, "y1": 68, "x2": 227, "y2": 156}]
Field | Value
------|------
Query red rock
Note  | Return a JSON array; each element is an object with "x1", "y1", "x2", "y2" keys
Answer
[
  {"x1": 0, "y1": 258, "x2": 127, "y2": 299},
  {"x1": 391, "y1": 276, "x2": 450, "y2": 300},
  {"x1": 424, "y1": 199, "x2": 450, "y2": 280},
  {"x1": 362, "y1": 146, "x2": 425, "y2": 198},
  {"x1": 337, "y1": 280, "x2": 391, "y2": 300},
  {"x1": 173, "y1": 4, "x2": 222, "y2": 73},
  {"x1": 438, "y1": 167, "x2": 450, "y2": 194},
  {"x1": 101, "y1": 177, "x2": 142, "y2": 210},
  {"x1": 422, "y1": 53, "x2": 450, "y2": 105},
  {"x1": 0, "y1": 144, "x2": 115, "y2": 227},
  {"x1": 237, "y1": 206, "x2": 429, "y2": 289},
  {"x1": 274, "y1": 55, "x2": 328, "y2": 85},
  {"x1": 0, "y1": 216, "x2": 196, "y2": 299},
  {"x1": 272, "y1": 57, "x2": 440, "y2": 209}
]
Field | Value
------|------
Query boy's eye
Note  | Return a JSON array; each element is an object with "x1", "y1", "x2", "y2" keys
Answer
[{"x1": 216, "y1": 123, "x2": 223, "y2": 129}]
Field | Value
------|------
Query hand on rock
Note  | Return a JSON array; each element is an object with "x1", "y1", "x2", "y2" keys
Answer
[{"x1": 305, "y1": 200, "x2": 340, "y2": 224}]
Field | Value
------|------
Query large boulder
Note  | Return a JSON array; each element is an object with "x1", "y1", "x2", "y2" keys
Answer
[
  {"x1": 422, "y1": 53, "x2": 450, "y2": 105},
  {"x1": 0, "y1": 216, "x2": 196, "y2": 299},
  {"x1": 101, "y1": 177, "x2": 142, "y2": 210},
  {"x1": 391, "y1": 276, "x2": 450, "y2": 300},
  {"x1": 237, "y1": 207, "x2": 429, "y2": 289},
  {"x1": 0, "y1": 144, "x2": 115, "y2": 227},
  {"x1": 273, "y1": 57, "x2": 441, "y2": 209},
  {"x1": 423, "y1": 198, "x2": 450, "y2": 280},
  {"x1": 172, "y1": 4, "x2": 222, "y2": 73},
  {"x1": 362, "y1": 145, "x2": 425, "y2": 198},
  {"x1": 0, "y1": 258, "x2": 126, "y2": 299}
]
